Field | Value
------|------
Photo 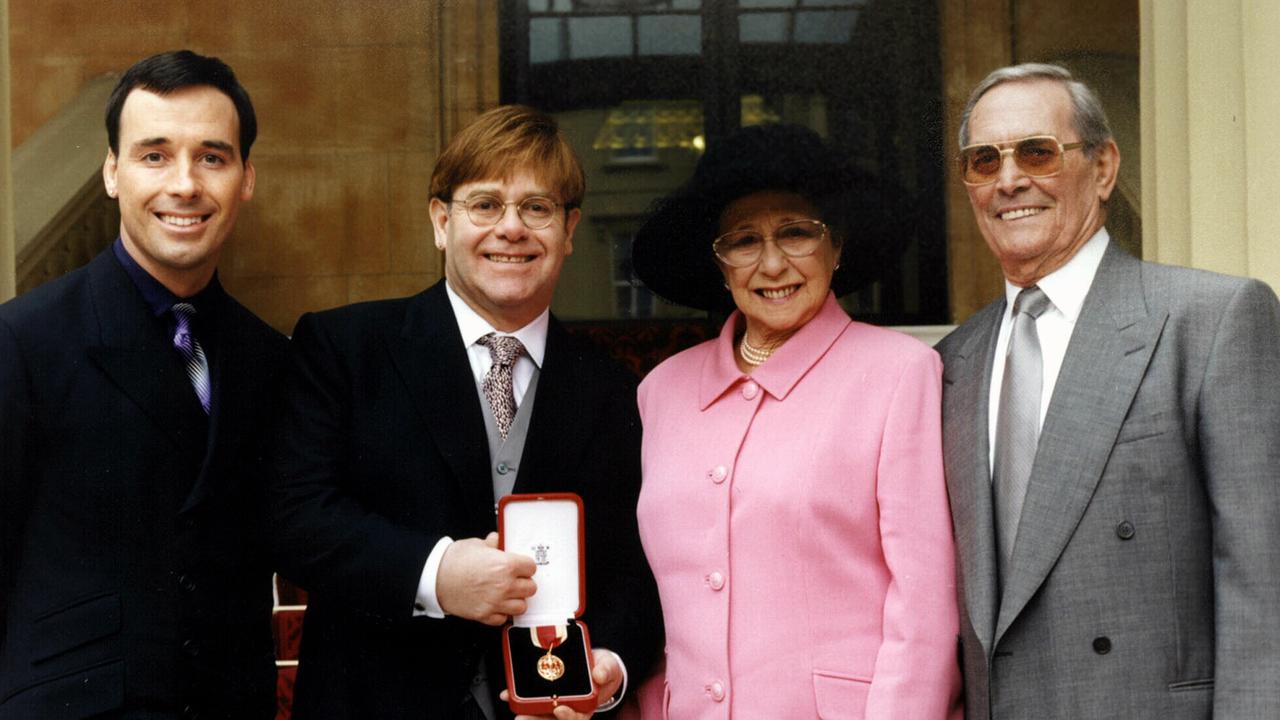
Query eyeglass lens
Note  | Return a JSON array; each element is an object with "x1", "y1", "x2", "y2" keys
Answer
[
  {"x1": 463, "y1": 194, "x2": 557, "y2": 229},
  {"x1": 962, "y1": 137, "x2": 1065, "y2": 183},
  {"x1": 714, "y1": 220, "x2": 825, "y2": 267}
]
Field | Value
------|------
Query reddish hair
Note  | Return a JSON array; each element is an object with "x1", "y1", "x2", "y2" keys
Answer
[{"x1": 430, "y1": 105, "x2": 585, "y2": 208}]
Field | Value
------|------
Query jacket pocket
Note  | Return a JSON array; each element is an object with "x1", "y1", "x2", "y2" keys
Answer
[
  {"x1": 31, "y1": 593, "x2": 121, "y2": 664},
  {"x1": 1115, "y1": 411, "x2": 1170, "y2": 444},
  {"x1": 1169, "y1": 678, "x2": 1214, "y2": 691},
  {"x1": 1, "y1": 658, "x2": 124, "y2": 718},
  {"x1": 813, "y1": 669, "x2": 871, "y2": 720}
]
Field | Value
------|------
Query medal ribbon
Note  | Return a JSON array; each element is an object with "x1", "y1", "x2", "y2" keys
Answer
[{"x1": 533, "y1": 624, "x2": 568, "y2": 650}]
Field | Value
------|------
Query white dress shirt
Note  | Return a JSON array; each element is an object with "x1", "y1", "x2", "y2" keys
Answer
[
  {"x1": 987, "y1": 228, "x2": 1110, "y2": 475},
  {"x1": 414, "y1": 282, "x2": 549, "y2": 618}
]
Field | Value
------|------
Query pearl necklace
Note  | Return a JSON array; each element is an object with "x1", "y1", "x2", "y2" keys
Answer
[{"x1": 739, "y1": 335, "x2": 776, "y2": 367}]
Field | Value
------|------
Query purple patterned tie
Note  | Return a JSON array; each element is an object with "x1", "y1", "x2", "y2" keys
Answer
[
  {"x1": 476, "y1": 333, "x2": 525, "y2": 439},
  {"x1": 171, "y1": 303, "x2": 212, "y2": 415}
]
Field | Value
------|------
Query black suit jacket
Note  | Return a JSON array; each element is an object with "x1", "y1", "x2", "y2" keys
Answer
[
  {"x1": 271, "y1": 280, "x2": 662, "y2": 720},
  {"x1": 0, "y1": 249, "x2": 287, "y2": 719}
]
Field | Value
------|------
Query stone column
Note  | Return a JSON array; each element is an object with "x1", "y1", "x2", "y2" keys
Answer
[
  {"x1": 1141, "y1": 0, "x2": 1280, "y2": 290},
  {"x1": 0, "y1": 0, "x2": 15, "y2": 302}
]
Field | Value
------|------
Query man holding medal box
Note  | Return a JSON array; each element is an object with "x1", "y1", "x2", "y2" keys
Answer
[{"x1": 270, "y1": 106, "x2": 663, "y2": 719}]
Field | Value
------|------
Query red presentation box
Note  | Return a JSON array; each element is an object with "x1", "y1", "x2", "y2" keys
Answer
[{"x1": 499, "y1": 493, "x2": 597, "y2": 715}]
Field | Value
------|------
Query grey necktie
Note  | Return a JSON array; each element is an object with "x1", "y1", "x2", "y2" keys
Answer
[
  {"x1": 476, "y1": 333, "x2": 525, "y2": 440},
  {"x1": 993, "y1": 286, "x2": 1052, "y2": 572}
]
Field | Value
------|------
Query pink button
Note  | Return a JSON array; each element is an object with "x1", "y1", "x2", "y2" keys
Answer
[
  {"x1": 707, "y1": 571, "x2": 725, "y2": 590},
  {"x1": 742, "y1": 382, "x2": 759, "y2": 400},
  {"x1": 707, "y1": 465, "x2": 727, "y2": 484},
  {"x1": 710, "y1": 680, "x2": 725, "y2": 701}
]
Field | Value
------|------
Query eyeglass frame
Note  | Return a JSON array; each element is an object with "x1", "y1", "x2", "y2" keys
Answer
[
  {"x1": 712, "y1": 218, "x2": 831, "y2": 268},
  {"x1": 957, "y1": 135, "x2": 1087, "y2": 186},
  {"x1": 446, "y1": 193, "x2": 574, "y2": 230}
]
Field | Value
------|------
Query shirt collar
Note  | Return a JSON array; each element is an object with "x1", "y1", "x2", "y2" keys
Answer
[
  {"x1": 112, "y1": 237, "x2": 223, "y2": 317},
  {"x1": 1003, "y1": 227, "x2": 1109, "y2": 323},
  {"x1": 699, "y1": 292, "x2": 850, "y2": 409},
  {"x1": 444, "y1": 280, "x2": 549, "y2": 368}
]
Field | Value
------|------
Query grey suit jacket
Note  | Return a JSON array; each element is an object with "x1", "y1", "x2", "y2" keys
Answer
[{"x1": 937, "y1": 242, "x2": 1280, "y2": 719}]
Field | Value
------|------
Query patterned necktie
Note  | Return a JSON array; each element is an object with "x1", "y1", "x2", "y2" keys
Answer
[
  {"x1": 476, "y1": 333, "x2": 525, "y2": 440},
  {"x1": 171, "y1": 302, "x2": 213, "y2": 415},
  {"x1": 992, "y1": 286, "x2": 1052, "y2": 571}
]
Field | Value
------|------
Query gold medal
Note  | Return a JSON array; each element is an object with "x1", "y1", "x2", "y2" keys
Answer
[
  {"x1": 531, "y1": 624, "x2": 569, "y2": 682},
  {"x1": 537, "y1": 651, "x2": 565, "y2": 681}
]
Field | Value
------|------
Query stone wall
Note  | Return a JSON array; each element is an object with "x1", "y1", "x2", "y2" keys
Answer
[{"x1": 9, "y1": 0, "x2": 498, "y2": 332}]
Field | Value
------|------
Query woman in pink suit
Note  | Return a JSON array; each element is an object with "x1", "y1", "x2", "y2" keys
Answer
[{"x1": 627, "y1": 125, "x2": 961, "y2": 719}]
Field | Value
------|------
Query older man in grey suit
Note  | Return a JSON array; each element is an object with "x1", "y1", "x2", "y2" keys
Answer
[{"x1": 937, "y1": 63, "x2": 1280, "y2": 719}]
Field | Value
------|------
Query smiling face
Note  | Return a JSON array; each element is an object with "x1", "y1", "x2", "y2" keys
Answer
[
  {"x1": 430, "y1": 169, "x2": 579, "y2": 331},
  {"x1": 718, "y1": 191, "x2": 839, "y2": 346},
  {"x1": 964, "y1": 79, "x2": 1119, "y2": 286},
  {"x1": 103, "y1": 85, "x2": 255, "y2": 297}
]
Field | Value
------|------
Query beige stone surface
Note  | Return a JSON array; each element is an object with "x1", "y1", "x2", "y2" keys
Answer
[
  {"x1": 387, "y1": 151, "x2": 441, "y2": 277},
  {"x1": 187, "y1": 1, "x2": 430, "y2": 50},
  {"x1": 223, "y1": 46, "x2": 436, "y2": 154},
  {"x1": 1, "y1": 0, "x2": 14, "y2": 300},
  {"x1": 348, "y1": 273, "x2": 433, "y2": 305},
  {"x1": 233, "y1": 152, "x2": 391, "y2": 278},
  {"x1": 221, "y1": 274, "x2": 349, "y2": 335}
]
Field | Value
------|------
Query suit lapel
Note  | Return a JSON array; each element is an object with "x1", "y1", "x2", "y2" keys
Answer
[
  {"x1": 995, "y1": 245, "x2": 1167, "y2": 642},
  {"x1": 180, "y1": 297, "x2": 273, "y2": 513},
  {"x1": 386, "y1": 282, "x2": 494, "y2": 531},
  {"x1": 84, "y1": 252, "x2": 206, "y2": 455},
  {"x1": 943, "y1": 301, "x2": 1003, "y2": 656},
  {"x1": 513, "y1": 319, "x2": 591, "y2": 495}
]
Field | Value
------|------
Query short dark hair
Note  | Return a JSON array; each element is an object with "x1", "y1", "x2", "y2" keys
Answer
[{"x1": 105, "y1": 50, "x2": 257, "y2": 161}]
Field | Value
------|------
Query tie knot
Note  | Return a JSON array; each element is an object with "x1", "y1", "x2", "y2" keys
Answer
[
  {"x1": 171, "y1": 302, "x2": 197, "y2": 347},
  {"x1": 1013, "y1": 286, "x2": 1052, "y2": 320},
  {"x1": 171, "y1": 302, "x2": 196, "y2": 325},
  {"x1": 477, "y1": 333, "x2": 525, "y2": 366}
]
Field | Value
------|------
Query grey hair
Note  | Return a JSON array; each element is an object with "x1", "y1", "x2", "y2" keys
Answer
[{"x1": 958, "y1": 63, "x2": 1113, "y2": 155}]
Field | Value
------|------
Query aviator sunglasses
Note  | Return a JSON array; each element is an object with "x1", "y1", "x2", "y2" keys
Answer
[{"x1": 958, "y1": 135, "x2": 1085, "y2": 185}]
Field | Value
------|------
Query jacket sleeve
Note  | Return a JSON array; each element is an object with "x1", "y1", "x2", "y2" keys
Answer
[
  {"x1": 865, "y1": 347, "x2": 964, "y2": 720},
  {"x1": 268, "y1": 311, "x2": 435, "y2": 620},
  {"x1": 579, "y1": 374, "x2": 665, "y2": 690},
  {"x1": 0, "y1": 316, "x2": 31, "y2": 644},
  {"x1": 1202, "y1": 279, "x2": 1280, "y2": 715}
]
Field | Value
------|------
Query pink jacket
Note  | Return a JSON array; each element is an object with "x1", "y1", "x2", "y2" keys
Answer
[{"x1": 632, "y1": 294, "x2": 961, "y2": 719}]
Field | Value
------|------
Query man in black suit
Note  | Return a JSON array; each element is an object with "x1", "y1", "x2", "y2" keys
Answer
[
  {"x1": 271, "y1": 105, "x2": 662, "y2": 720},
  {"x1": 0, "y1": 51, "x2": 285, "y2": 719}
]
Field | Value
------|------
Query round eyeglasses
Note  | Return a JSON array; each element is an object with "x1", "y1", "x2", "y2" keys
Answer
[
  {"x1": 712, "y1": 219, "x2": 828, "y2": 268},
  {"x1": 452, "y1": 194, "x2": 564, "y2": 230},
  {"x1": 958, "y1": 135, "x2": 1086, "y2": 185}
]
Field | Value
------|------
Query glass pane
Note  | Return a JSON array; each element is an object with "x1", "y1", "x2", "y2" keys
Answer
[
  {"x1": 671, "y1": 0, "x2": 702, "y2": 8},
  {"x1": 739, "y1": 12, "x2": 788, "y2": 43},
  {"x1": 568, "y1": 16, "x2": 633, "y2": 59},
  {"x1": 551, "y1": 0, "x2": 572, "y2": 11},
  {"x1": 611, "y1": 232, "x2": 631, "y2": 282},
  {"x1": 739, "y1": 0, "x2": 795, "y2": 7},
  {"x1": 638, "y1": 15, "x2": 701, "y2": 56},
  {"x1": 527, "y1": 0, "x2": 550, "y2": 12},
  {"x1": 530, "y1": 18, "x2": 563, "y2": 64},
  {"x1": 802, "y1": 0, "x2": 863, "y2": 6},
  {"x1": 795, "y1": 10, "x2": 858, "y2": 43}
]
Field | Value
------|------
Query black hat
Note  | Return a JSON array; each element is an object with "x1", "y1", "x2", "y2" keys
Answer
[{"x1": 631, "y1": 123, "x2": 904, "y2": 312}]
